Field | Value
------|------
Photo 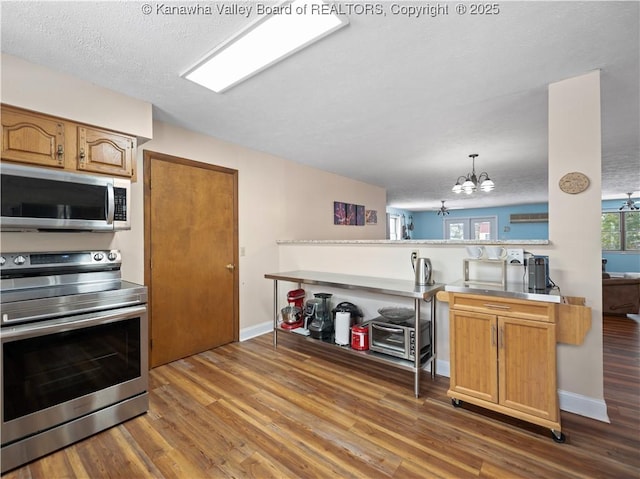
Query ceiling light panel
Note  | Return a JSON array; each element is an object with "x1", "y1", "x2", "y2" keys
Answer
[{"x1": 183, "y1": 0, "x2": 348, "y2": 93}]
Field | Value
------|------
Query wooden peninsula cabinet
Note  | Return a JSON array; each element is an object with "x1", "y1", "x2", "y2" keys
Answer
[
  {"x1": 1, "y1": 105, "x2": 136, "y2": 179},
  {"x1": 439, "y1": 290, "x2": 591, "y2": 443}
]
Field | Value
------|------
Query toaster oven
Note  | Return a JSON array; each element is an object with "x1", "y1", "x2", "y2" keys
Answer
[{"x1": 368, "y1": 317, "x2": 431, "y2": 361}]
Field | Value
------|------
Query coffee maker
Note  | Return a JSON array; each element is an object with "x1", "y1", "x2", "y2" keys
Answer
[
  {"x1": 307, "y1": 293, "x2": 333, "y2": 340},
  {"x1": 528, "y1": 255, "x2": 550, "y2": 291}
]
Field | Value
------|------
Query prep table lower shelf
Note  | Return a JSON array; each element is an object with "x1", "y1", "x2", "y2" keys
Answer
[{"x1": 275, "y1": 325, "x2": 433, "y2": 373}]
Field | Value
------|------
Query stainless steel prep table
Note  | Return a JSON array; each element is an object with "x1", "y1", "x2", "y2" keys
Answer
[{"x1": 264, "y1": 270, "x2": 444, "y2": 397}]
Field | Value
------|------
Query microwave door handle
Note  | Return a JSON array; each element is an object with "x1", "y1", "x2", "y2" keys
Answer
[{"x1": 106, "y1": 183, "x2": 115, "y2": 224}]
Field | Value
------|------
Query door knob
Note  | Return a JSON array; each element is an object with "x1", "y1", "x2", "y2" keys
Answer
[{"x1": 225, "y1": 264, "x2": 235, "y2": 271}]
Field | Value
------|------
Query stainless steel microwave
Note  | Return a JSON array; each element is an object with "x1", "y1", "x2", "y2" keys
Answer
[{"x1": 1, "y1": 163, "x2": 130, "y2": 232}]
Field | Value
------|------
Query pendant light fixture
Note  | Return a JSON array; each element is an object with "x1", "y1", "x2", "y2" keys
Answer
[
  {"x1": 437, "y1": 200, "x2": 450, "y2": 216},
  {"x1": 619, "y1": 192, "x2": 639, "y2": 211},
  {"x1": 452, "y1": 154, "x2": 495, "y2": 194}
]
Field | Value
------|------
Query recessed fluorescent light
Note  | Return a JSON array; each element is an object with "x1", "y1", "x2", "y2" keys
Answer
[{"x1": 182, "y1": 0, "x2": 348, "y2": 93}]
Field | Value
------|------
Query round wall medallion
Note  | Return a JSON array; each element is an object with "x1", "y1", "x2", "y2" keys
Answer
[{"x1": 559, "y1": 171, "x2": 590, "y2": 194}]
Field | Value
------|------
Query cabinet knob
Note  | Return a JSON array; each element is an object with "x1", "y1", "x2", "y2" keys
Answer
[{"x1": 79, "y1": 147, "x2": 86, "y2": 163}]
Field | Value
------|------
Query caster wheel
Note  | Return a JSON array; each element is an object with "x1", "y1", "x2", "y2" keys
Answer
[
  {"x1": 551, "y1": 430, "x2": 566, "y2": 443},
  {"x1": 451, "y1": 398, "x2": 462, "y2": 408}
]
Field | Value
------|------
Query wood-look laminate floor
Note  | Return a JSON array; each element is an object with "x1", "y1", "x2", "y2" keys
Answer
[{"x1": 3, "y1": 315, "x2": 639, "y2": 478}]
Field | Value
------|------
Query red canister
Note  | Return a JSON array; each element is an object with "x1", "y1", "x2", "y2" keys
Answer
[{"x1": 351, "y1": 324, "x2": 369, "y2": 350}]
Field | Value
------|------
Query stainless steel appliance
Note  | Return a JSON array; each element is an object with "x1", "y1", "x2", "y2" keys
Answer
[
  {"x1": 369, "y1": 317, "x2": 431, "y2": 361},
  {"x1": 1, "y1": 163, "x2": 131, "y2": 232},
  {"x1": 528, "y1": 255, "x2": 550, "y2": 291},
  {"x1": 0, "y1": 250, "x2": 148, "y2": 473},
  {"x1": 307, "y1": 293, "x2": 333, "y2": 340},
  {"x1": 411, "y1": 255, "x2": 434, "y2": 286}
]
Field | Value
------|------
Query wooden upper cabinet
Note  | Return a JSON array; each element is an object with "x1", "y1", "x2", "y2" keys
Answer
[
  {"x1": 1, "y1": 105, "x2": 137, "y2": 179},
  {"x1": 77, "y1": 126, "x2": 135, "y2": 177},
  {"x1": 1, "y1": 108, "x2": 65, "y2": 168}
]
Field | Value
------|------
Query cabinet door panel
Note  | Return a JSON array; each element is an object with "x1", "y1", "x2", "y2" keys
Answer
[
  {"x1": 77, "y1": 126, "x2": 134, "y2": 177},
  {"x1": 450, "y1": 310, "x2": 498, "y2": 403},
  {"x1": 499, "y1": 317, "x2": 557, "y2": 421},
  {"x1": 1, "y1": 109, "x2": 65, "y2": 168}
]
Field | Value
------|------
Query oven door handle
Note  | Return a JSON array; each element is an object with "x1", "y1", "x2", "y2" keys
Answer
[
  {"x1": 371, "y1": 323, "x2": 405, "y2": 334},
  {"x1": 1, "y1": 305, "x2": 147, "y2": 341}
]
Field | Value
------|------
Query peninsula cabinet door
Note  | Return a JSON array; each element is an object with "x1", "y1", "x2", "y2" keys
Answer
[
  {"x1": 449, "y1": 310, "x2": 498, "y2": 403},
  {"x1": 498, "y1": 317, "x2": 558, "y2": 422}
]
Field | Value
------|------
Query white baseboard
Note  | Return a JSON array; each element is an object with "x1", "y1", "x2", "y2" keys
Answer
[
  {"x1": 239, "y1": 320, "x2": 272, "y2": 341},
  {"x1": 558, "y1": 389, "x2": 610, "y2": 423},
  {"x1": 425, "y1": 358, "x2": 450, "y2": 378}
]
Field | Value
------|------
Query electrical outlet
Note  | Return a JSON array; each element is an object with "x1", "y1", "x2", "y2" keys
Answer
[
  {"x1": 506, "y1": 248, "x2": 525, "y2": 264},
  {"x1": 411, "y1": 250, "x2": 419, "y2": 262}
]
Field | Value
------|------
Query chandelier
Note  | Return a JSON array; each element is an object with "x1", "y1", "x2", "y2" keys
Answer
[
  {"x1": 452, "y1": 154, "x2": 495, "y2": 194},
  {"x1": 437, "y1": 200, "x2": 450, "y2": 216},
  {"x1": 619, "y1": 193, "x2": 639, "y2": 211}
]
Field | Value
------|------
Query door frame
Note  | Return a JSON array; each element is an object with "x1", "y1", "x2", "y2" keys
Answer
[{"x1": 142, "y1": 150, "x2": 240, "y2": 359}]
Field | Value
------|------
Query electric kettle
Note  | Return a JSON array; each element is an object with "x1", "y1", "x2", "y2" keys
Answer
[{"x1": 411, "y1": 255, "x2": 434, "y2": 286}]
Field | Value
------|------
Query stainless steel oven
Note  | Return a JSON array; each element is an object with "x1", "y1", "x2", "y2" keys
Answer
[
  {"x1": 369, "y1": 317, "x2": 431, "y2": 362},
  {"x1": 0, "y1": 250, "x2": 148, "y2": 473}
]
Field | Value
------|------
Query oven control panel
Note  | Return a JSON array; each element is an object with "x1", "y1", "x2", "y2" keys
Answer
[{"x1": 0, "y1": 250, "x2": 121, "y2": 273}]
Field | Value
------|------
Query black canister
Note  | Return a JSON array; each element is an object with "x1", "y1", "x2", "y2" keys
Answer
[{"x1": 528, "y1": 256, "x2": 548, "y2": 291}]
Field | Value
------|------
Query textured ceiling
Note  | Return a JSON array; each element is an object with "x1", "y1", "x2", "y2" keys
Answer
[{"x1": 1, "y1": 1, "x2": 638, "y2": 211}]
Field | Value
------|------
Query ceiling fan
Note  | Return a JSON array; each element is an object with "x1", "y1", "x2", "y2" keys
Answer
[
  {"x1": 437, "y1": 200, "x2": 450, "y2": 216},
  {"x1": 619, "y1": 193, "x2": 639, "y2": 211}
]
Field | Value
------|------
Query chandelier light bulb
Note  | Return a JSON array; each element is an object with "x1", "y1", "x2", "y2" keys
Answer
[
  {"x1": 452, "y1": 183, "x2": 463, "y2": 194},
  {"x1": 462, "y1": 179, "x2": 475, "y2": 193},
  {"x1": 480, "y1": 178, "x2": 495, "y2": 192}
]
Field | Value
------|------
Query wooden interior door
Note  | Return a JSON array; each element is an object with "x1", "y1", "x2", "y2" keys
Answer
[{"x1": 144, "y1": 151, "x2": 238, "y2": 368}]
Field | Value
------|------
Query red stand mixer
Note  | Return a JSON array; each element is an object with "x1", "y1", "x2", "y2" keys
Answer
[{"x1": 280, "y1": 289, "x2": 306, "y2": 329}]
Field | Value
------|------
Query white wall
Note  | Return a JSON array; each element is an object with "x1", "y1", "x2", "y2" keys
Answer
[
  {"x1": 0, "y1": 55, "x2": 387, "y2": 336},
  {"x1": 548, "y1": 71, "x2": 604, "y2": 410},
  {"x1": 134, "y1": 121, "x2": 387, "y2": 332},
  {"x1": 1, "y1": 54, "x2": 153, "y2": 140},
  {"x1": 0, "y1": 55, "x2": 606, "y2": 421},
  {"x1": 0, "y1": 53, "x2": 153, "y2": 257},
  {"x1": 271, "y1": 71, "x2": 608, "y2": 423}
]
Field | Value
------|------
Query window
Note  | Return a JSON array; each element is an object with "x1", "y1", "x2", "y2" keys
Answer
[
  {"x1": 444, "y1": 216, "x2": 497, "y2": 240},
  {"x1": 388, "y1": 214, "x2": 402, "y2": 240},
  {"x1": 602, "y1": 211, "x2": 640, "y2": 251}
]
